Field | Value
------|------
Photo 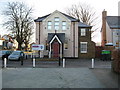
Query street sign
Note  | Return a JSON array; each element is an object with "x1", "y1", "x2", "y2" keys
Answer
[{"x1": 32, "y1": 44, "x2": 44, "y2": 51}]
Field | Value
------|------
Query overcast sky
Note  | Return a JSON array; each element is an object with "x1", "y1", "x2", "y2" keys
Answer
[{"x1": 0, "y1": 0, "x2": 119, "y2": 43}]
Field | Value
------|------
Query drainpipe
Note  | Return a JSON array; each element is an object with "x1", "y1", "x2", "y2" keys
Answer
[
  {"x1": 39, "y1": 22, "x2": 40, "y2": 58},
  {"x1": 39, "y1": 22, "x2": 40, "y2": 44},
  {"x1": 73, "y1": 22, "x2": 75, "y2": 57}
]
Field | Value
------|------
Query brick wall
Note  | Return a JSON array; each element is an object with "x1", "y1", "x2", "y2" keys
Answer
[
  {"x1": 95, "y1": 46, "x2": 103, "y2": 58},
  {"x1": 78, "y1": 27, "x2": 95, "y2": 59},
  {"x1": 79, "y1": 41, "x2": 95, "y2": 59}
]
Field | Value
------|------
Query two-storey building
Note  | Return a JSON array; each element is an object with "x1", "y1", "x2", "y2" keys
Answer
[
  {"x1": 101, "y1": 10, "x2": 120, "y2": 48},
  {"x1": 34, "y1": 10, "x2": 95, "y2": 59}
]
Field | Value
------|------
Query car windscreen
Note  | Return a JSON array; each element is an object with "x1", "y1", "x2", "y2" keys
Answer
[{"x1": 12, "y1": 51, "x2": 21, "y2": 55}]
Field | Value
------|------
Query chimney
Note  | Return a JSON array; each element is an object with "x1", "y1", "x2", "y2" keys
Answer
[{"x1": 101, "y1": 10, "x2": 107, "y2": 46}]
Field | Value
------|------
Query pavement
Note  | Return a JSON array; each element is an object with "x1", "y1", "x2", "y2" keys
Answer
[
  {"x1": 0, "y1": 58, "x2": 119, "y2": 89},
  {"x1": 2, "y1": 68, "x2": 105, "y2": 88}
]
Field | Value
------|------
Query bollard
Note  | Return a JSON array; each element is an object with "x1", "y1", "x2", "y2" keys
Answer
[
  {"x1": 92, "y1": 58, "x2": 94, "y2": 69},
  {"x1": 33, "y1": 58, "x2": 35, "y2": 68},
  {"x1": 58, "y1": 57, "x2": 61, "y2": 66},
  {"x1": 4, "y1": 58, "x2": 7, "y2": 68},
  {"x1": 21, "y1": 58, "x2": 23, "y2": 66},
  {"x1": 31, "y1": 53, "x2": 33, "y2": 58},
  {"x1": 63, "y1": 58, "x2": 65, "y2": 68}
]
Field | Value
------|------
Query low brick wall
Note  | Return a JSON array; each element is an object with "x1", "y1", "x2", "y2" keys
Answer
[{"x1": 112, "y1": 49, "x2": 120, "y2": 73}]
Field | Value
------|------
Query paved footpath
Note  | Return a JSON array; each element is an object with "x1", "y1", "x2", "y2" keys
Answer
[{"x1": 2, "y1": 68, "x2": 105, "y2": 88}]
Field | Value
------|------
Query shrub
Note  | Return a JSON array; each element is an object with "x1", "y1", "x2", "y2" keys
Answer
[{"x1": 112, "y1": 49, "x2": 120, "y2": 73}]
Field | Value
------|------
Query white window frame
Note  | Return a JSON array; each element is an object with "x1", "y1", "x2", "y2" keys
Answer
[
  {"x1": 54, "y1": 17, "x2": 59, "y2": 22},
  {"x1": 54, "y1": 17, "x2": 59, "y2": 30},
  {"x1": 81, "y1": 28, "x2": 86, "y2": 36},
  {"x1": 47, "y1": 21, "x2": 52, "y2": 30},
  {"x1": 80, "y1": 42, "x2": 87, "y2": 53},
  {"x1": 62, "y1": 21, "x2": 66, "y2": 30}
]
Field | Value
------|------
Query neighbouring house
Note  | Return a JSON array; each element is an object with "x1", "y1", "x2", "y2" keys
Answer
[
  {"x1": 101, "y1": 10, "x2": 120, "y2": 49},
  {"x1": 1, "y1": 34, "x2": 18, "y2": 50},
  {"x1": 34, "y1": 10, "x2": 95, "y2": 59}
]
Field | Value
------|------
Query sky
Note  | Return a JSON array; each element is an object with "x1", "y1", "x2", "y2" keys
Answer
[{"x1": 0, "y1": 0, "x2": 119, "y2": 43}]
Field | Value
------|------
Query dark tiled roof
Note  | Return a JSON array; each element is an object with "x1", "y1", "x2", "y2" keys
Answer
[
  {"x1": 60, "y1": 12, "x2": 78, "y2": 21},
  {"x1": 78, "y1": 22, "x2": 92, "y2": 28},
  {"x1": 106, "y1": 16, "x2": 120, "y2": 28},
  {"x1": 48, "y1": 33, "x2": 65, "y2": 43},
  {"x1": 34, "y1": 14, "x2": 51, "y2": 22}
]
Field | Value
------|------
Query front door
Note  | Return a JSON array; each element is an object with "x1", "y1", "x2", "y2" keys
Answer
[{"x1": 52, "y1": 42, "x2": 60, "y2": 58}]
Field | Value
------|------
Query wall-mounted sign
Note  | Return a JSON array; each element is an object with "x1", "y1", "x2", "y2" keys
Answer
[{"x1": 32, "y1": 44, "x2": 44, "y2": 51}]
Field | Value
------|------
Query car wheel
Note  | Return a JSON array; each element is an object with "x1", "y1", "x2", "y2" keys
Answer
[{"x1": 18, "y1": 58, "x2": 20, "y2": 61}]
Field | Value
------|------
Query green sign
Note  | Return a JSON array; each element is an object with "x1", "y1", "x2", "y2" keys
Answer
[{"x1": 102, "y1": 50, "x2": 111, "y2": 54}]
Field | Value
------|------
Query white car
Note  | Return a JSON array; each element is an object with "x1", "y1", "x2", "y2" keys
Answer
[{"x1": 8, "y1": 51, "x2": 24, "y2": 61}]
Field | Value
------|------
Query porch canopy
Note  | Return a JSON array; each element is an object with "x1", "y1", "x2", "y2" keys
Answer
[
  {"x1": 47, "y1": 33, "x2": 65, "y2": 58},
  {"x1": 47, "y1": 33, "x2": 65, "y2": 44}
]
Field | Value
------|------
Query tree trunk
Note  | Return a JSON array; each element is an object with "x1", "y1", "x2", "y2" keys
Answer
[
  {"x1": 18, "y1": 43, "x2": 22, "y2": 50},
  {"x1": 25, "y1": 42, "x2": 28, "y2": 51}
]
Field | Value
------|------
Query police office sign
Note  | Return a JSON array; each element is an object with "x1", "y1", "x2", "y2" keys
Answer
[{"x1": 32, "y1": 44, "x2": 44, "y2": 51}]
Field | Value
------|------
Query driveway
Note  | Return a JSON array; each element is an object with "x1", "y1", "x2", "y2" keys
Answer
[
  {"x1": 0, "y1": 58, "x2": 119, "y2": 89},
  {"x1": 2, "y1": 68, "x2": 105, "y2": 88}
]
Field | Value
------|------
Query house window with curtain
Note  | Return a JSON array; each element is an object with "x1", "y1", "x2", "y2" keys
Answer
[
  {"x1": 80, "y1": 42, "x2": 87, "y2": 53},
  {"x1": 64, "y1": 38, "x2": 68, "y2": 50},
  {"x1": 81, "y1": 28, "x2": 86, "y2": 36},
  {"x1": 62, "y1": 21, "x2": 66, "y2": 30},
  {"x1": 54, "y1": 17, "x2": 59, "y2": 30},
  {"x1": 64, "y1": 43, "x2": 68, "y2": 50},
  {"x1": 47, "y1": 21, "x2": 52, "y2": 30}
]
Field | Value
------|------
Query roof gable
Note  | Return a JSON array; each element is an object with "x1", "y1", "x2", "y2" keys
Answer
[
  {"x1": 34, "y1": 10, "x2": 78, "y2": 22},
  {"x1": 48, "y1": 33, "x2": 65, "y2": 43},
  {"x1": 43, "y1": 10, "x2": 71, "y2": 22},
  {"x1": 34, "y1": 10, "x2": 91, "y2": 28}
]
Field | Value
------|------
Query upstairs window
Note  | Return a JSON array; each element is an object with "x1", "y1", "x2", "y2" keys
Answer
[
  {"x1": 80, "y1": 42, "x2": 87, "y2": 53},
  {"x1": 62, "y1": 21, "x2": 66, "y2": 30},
  {"x1": 47, "y1": 21, "x2": 52, "y2": 30},
  {"x1": 81, "y1": 29, "x2": 86, "y2": 36},
  {"x1": 54, "y1": 17, "x2": 59, "y2": 30},
  {"x1": 54, "y1": 17, "x2": 59, "y2": 21}
]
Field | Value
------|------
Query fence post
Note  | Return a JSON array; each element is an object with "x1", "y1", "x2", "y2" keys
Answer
[
  {"x1": 4, "y1": 58, "x2": 7, "y2": 68},
  {"x1": 33, "y1": 58, "x2": 35, "y2": 68},
  {"x1": 63, "y1": 58, "x2": 65, "y2": 68},
  {"x1": 92, "y1": 58, "x2": 94, "y2": 69}
]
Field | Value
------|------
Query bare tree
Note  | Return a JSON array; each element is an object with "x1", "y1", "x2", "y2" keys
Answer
[
  {"x1": 2, "y1": 2, "x2": 33, "y2": 50},
  {"x1": 66, "y1": 3, "x2": 99, "y2": 34}
]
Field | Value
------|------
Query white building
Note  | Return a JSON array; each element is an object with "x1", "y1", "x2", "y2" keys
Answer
[
  {"x1": 34, "y1": 10, "x2": 95, "y2": 58},
  {"x1": 101, "y1": 10, "x2": 120, "y2": 48}
]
